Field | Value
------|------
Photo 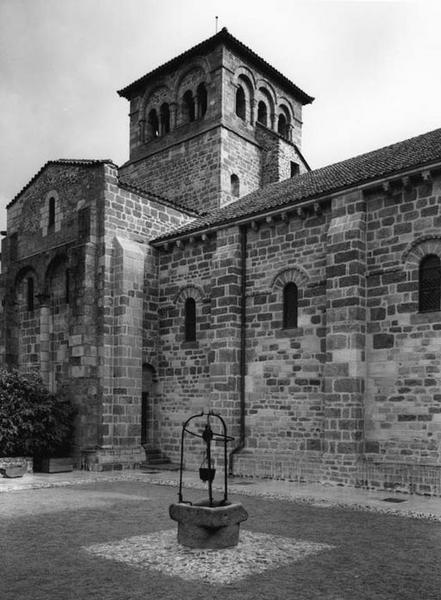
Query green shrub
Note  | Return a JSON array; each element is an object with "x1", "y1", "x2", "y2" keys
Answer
[{"x1": 0, "y1": 369, "x2": 75, "y2": 458}]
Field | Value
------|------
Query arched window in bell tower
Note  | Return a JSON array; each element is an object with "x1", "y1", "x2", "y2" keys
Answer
[
  {"x1": 235, "y1": 86, "x2": 246, "y2": 120},
  {"x1": 160, "y1": 103, "x2": 170, "y2": 135},
  {"x1": 196, "y1": 83, "x2": 207, "y2": 118},
  {"x1": 183, "y1": 90, "x2": 195, "y2": 122},
  {"x1": 148, "y1": 109, "x2": 159, "y2": 139},
  {"x1": 257, "y1": 101, "x2": 268, "y2": 126}
]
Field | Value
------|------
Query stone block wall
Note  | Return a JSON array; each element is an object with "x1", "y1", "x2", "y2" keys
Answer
[
  {"x1": 220, "y1": 128, "x2": 261, "y2": 206},
  {"x1": 120, "y1": 127, "x2": 223, "y2": 214},
  {"x1": 235, "y1": 207, "x2": 329, "y2": 479},
  {"x1": 255, "y1": 124, "x2": 307, "y2": 187},
  {"x1": 364, "y1": 173, "x2": 441, "y2": 493},
  {"x1": 92, "y1": 164, "x2": 194, "y2": 468},
  {"x1": 156, "y1": 236, "x2": 216, "y2": 466},
  {"x1": 2, "y1": 162, "x2": 106, "y2": 460}
]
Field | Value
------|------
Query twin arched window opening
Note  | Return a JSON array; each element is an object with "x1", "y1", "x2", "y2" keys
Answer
[{"x1": 419, "y1": 254, "x2": 441, "y2": 312}]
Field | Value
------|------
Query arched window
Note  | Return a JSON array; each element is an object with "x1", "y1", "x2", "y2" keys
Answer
[
  {"x1": 231, "y1": 174, "x2": 240, "y2": 198},
  {"x1": 283, "y1": 282, "x2": 298, "y2": 328},
  {"x1": 197, "y1": 83, "x2": 207, "y2": 118},
  {"x1": 48, "y1": 196, "x2": 56, "y2": 229},
  {"x1": 419, "y1": 254, "x2": 441, "y2": 312},
  {"x1": 183, "y1": 90, "x2": 195, "y2": 122},
  {"x1": 160, "y1": 103, "x2": 170, "y2": 135},
  {"x1": 278, "y1": 113, "x2": 288, "y2": 138},
  {"x1": 235, "y1": 86, "x2": 246, "y2": 120},
  {"x1": 27, "y1": 277, "x2": 34, "y2": 311},
  {"x1": 257, "y1": 101, "x2": 267, "y2": 126},
  {"x1": 184, "y1": 297, "x2": 196, "y2": 341},
  {"x1": 148, "y1": 109, "x2": 159, "y2": 138}
]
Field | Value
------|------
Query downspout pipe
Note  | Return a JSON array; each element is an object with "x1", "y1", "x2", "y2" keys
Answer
[{"x1": 229, "y1": 224, "x2": 247, "y2": 475}]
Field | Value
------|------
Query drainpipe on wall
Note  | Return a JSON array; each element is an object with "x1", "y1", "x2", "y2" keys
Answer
[{"x1": 229, "y1": 224, "x2": 247, "y2": 475}]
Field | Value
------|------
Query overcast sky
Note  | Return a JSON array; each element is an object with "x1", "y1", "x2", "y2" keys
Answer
[{"x1": 1, "y1": 0, "x2": 441, "y2": 231}]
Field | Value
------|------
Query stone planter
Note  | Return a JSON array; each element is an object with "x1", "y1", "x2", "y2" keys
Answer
[
  {"x1": 37, "y1": 457, "x2": 74, "y2": 473},
  {"x1": 0, "y1": 456, "x2": 33, "y2": 478},
  {"x1": 169, "y1": 501, "x2": 248, "y2": 549}
]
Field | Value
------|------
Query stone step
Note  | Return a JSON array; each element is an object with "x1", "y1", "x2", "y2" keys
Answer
[{"x1": 140, "y1": 462, "x2": 181, "y2": 471}]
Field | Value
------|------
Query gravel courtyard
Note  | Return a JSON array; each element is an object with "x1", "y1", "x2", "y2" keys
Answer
[{"x1": 1, "y1": 479, "x2": 441, "y2": 600}]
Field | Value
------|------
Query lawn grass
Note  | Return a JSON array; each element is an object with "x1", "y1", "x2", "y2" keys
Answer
[{"x1": 1, "y1": 481, "x2": 441, "y2": 600}]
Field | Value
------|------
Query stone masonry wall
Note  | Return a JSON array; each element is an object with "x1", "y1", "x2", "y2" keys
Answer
[
  {"x1": 156, "y1": 236, "x2": 216, "y2": 467},
  {"x1": 364, "y1": 173, "x2": 441, "y2": 494},
  {"x1": 3, "y1": 163, "x2": 106, "y2": 460},
  {"x1": 234, "y1": 208, "x2": 329, "y2": 480},
  {"x1": 93, "y1": 164, "x2": 194, "y2": 469},
  {"x1": 120, "y1": 127, "x2": 223, "y2": 214}
]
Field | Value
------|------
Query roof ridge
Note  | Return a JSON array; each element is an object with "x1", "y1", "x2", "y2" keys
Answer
[{"x1": 117, "y1": 28, "x2": 313, "y2": 104}]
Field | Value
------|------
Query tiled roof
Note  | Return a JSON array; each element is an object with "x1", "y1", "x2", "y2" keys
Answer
[
  {"x1": 151, "y1": 127, "x2": 441, "y2": 243},
  {"x1": 117, "y1": 28, "x2": 313, "y2": 105},
  {"x1": 118, "y1": 177, "x2": 200, "y2": 217},
  {"x1": 7, "y1": 159, "x2": 116, "y2": 208}
]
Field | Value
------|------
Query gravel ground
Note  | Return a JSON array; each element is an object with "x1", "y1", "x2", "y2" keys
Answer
[{"x1": 1, "y1": 479, "x2": 441, "y2": 599}]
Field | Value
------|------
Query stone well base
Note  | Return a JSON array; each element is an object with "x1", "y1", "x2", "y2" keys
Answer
[{"x1": 169, "y1": 501, "x2": 248, "y2": 549}]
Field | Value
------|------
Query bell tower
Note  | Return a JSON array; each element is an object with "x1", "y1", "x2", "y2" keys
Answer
[{"x1": 118, "y1": 28, "x2": 313, "y2": 214}]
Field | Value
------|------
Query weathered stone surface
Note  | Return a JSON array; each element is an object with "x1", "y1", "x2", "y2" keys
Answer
[{"x1": 169, "y1": 502, "x2": 248, "y2": 549}]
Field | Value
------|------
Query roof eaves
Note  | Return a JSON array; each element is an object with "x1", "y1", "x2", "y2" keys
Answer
[{"x1": 151, "y1": 156, "x2": 441, "y2": 245}]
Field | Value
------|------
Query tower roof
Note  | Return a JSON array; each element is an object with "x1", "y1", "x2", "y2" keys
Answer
[{"x1": 117, "y1": 27, "x2": 314, "y2": 105}]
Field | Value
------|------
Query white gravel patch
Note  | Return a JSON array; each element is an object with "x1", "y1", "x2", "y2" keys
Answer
[{"x1": 84, "y1": 529, "x2": 334, "y2": 585}]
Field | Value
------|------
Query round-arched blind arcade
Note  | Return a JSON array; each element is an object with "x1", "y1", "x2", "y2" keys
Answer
[{"x1": 419, "y1": 254, "x2": 441, "y2": 312}]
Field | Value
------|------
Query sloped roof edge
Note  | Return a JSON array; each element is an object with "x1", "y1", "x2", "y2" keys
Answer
[
  {"x1": 117, "y1": 177, "x2": 200, "y2": 217},
  {"x1": 151, "y1": 126, "x2": 441, "y2": 244},
  {"x1": 7, "y1": 159, "x2": 116, "y2": 209}
]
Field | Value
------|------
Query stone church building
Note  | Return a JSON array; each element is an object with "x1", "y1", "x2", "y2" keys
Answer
[{"x1": 2, "y1": 28, "x2": 441, "y2": 495}]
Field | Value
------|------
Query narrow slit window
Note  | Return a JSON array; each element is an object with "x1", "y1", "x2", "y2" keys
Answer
[
  {"x1": 231, "y1": 174, "x2": 240, "y2": 197},
  {"x1": 48, "y1": 197, "x2": 56, "y2": 229},
  {"x1": 290, "y1": 162, "x2": 300, "y2": 177},
  {"x1": 27, "y1": 277, "x2": 34, "y2": 311},
  {"x1": 283, "y1": 282, "x2": 298, "y2": 329},
  {"x1": 184, "y1": 297, "x2": 196, "y2": 341},
  {"x1": 419, "y1": 254, "x2": 441, "y2": 312},
  {"x1": 235, "y1": 86, "x2": 246, "y2": 120}
]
